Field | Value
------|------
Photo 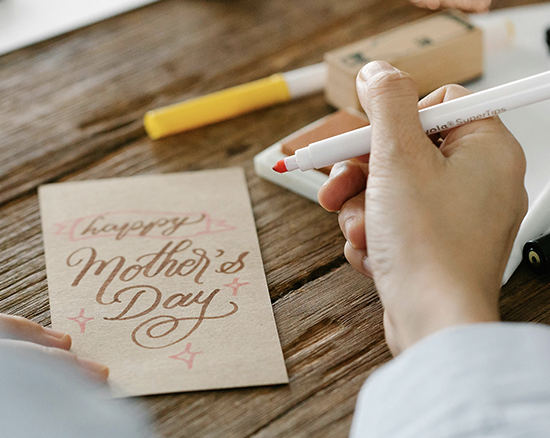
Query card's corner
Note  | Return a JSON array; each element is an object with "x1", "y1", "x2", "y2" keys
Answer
[
  {"x1": 37, "y1": 183, "x2": 47, "y2": 196},
  {"x1": 227, "y1": 165, "x2": 246, "y2": 176}
]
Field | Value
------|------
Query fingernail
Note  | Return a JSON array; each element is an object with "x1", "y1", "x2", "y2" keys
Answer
[
  {"x1": 44, "y1": 327, "x2": 67, "y2": 339},
  {"x1": 362, "y1": 256, "x2": 371, "y2": 272},
  {"x1": 78, "y1": 358, "x2": 110, "y2": 380},
  {"x1": 59, "y1": 333, "x2": 72, "y2": 348},
  {"x1": 343, "y1": 216, "x2": 355, "y2": 240},
  {"x1": 359, "y1": 61, "x2": 397, "y2": 82},
  {"x1": 329, "y1": 162, "x2": 346, "y2": 179}
]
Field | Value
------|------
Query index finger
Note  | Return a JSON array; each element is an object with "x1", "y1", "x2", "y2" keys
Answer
[
  {"x1": 318, "y1": 159, "x2": 369, "y2": 212},
  {"x1": 418, "y1": 84, "x2": 471, "y2": 110}
]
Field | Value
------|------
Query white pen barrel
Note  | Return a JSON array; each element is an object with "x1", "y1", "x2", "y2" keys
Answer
[
  {"x1": 294, "y1": 70, "x2": 550, "y2": 172},
  {"x1": 296, "y1": 126, "x2": 372, "y2": 170},
  {"x1": 419, "y1": 71, "x2": 550, "y2": 133}
]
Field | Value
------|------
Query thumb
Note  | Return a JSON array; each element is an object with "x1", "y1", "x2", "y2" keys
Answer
[{"x1": 356, "y1": 61, "x2": 429, "y2": 159}]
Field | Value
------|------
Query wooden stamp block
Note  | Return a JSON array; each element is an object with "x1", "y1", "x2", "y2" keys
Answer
[{"x1": 324, "y1": 10, "x2": 483, "y2": 111}]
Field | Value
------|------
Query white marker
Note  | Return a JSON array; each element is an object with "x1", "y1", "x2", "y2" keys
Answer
[{"x1": 272, "y1": 70, "x2": 550, "y2": 173}]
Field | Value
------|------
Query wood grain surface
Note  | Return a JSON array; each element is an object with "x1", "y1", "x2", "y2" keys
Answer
[{"x1": 1, "y1": 0, "x2": 549, "y2": 436}]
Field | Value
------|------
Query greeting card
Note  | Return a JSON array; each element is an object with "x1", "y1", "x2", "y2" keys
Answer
[{"x1": 39, "y1": 169, "x2": 288, "y2": 396}]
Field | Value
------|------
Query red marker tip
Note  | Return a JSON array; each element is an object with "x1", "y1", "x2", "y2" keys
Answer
[{"x1": 272, "y1": 159, "x2": 288, "y2": 173}]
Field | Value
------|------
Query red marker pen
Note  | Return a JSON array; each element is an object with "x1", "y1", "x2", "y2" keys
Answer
[{"x1": 274, "y1": 70, "x2": 550, "y2": 173}]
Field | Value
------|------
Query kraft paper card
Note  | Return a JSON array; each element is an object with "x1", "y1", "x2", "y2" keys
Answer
[{"x1": 39, "y1": 168, "x2": 288, "y2": 397}]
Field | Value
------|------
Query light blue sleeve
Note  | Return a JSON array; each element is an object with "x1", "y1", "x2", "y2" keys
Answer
[
  {"x1": 0, "y1": 341, "x2": 155, "y2": 438},
  {"x1": 350, "y1": 323, "x2": 550, "y2": 437}
]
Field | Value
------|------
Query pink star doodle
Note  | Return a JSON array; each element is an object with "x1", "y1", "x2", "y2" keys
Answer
[
  {"x1": 223, "y1": 278, "x2": 250, "y2": 296},
  {"x1": 169, "y1": 343, "x2": 202, "y2": 369},
  {"x1": 67, "y1": 308, "x2": 94, "y2": 333}
]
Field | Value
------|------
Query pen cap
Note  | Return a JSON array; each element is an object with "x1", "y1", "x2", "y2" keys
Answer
[
  {"x1": 282, "y1": 63, "x2": 327, "y2": 99},
  {"x1": 523, "y1": 233, "x2": 550, "y2": 273}
]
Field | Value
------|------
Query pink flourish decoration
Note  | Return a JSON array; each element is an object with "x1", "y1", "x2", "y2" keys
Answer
[
  {"x1": 67, "y1": 308, "x2": 94, "y2": 333},
  {"x1": 53, "y1": 210, "x2": 236, "y2": 242},
  {"x1": 169, "y1": 343, "x2": 202, "y2": 369},
  {"x1": 223, "y1": 278, "x2": 250, "y2": 296}
]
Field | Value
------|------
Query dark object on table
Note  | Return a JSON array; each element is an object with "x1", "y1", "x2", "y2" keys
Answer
[
  {"x1": 546, "y1": 27, "x2": 550, "y2": 53},
  {"x1": 524, "y1": 233, "x2": 550, "y2": 273}
]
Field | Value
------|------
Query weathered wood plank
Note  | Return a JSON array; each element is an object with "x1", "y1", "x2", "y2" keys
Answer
[
  {"x1": 0, "y1": 133, "x2": 347, "y2": 308},
  {"x1": 1, "y1": 0, "x2": 549, "y2": 437},
  {"x1": 143, "y1": 263, "x2": 388, "y2": 438},
  {"x1": 0, "y1": 0, "x2": 432, "y2": 205}
]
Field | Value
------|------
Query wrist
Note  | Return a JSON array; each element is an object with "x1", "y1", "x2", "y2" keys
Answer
[{"x1": 382, "y1": 279, "x2": 501, "y2": 353}]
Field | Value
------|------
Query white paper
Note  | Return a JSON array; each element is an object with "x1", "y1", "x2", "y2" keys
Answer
[{"x1": 0, "y1": 0, "x2": 160, "y2": 56}]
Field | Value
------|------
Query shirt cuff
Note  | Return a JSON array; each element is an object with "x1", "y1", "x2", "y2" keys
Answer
[{"x1": 350, "y1": 322, "x2": 550, "y2": 437}]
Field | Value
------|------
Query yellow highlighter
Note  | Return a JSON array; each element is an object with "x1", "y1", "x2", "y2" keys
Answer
[{"x1": 144, "y1": 63, "x2": 327, "y2": 140}]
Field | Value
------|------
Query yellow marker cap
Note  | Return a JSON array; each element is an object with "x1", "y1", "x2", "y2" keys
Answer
[{"x1": 144, "y1": 73, "x2": 291, "y2": 140}]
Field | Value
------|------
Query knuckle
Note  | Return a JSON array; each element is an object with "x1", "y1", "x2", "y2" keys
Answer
[
  {"x1": 520, "y1": 190, "x2": 529, "y2": 217},
  {"x1": 364, "y1": 70, "x2": 415, "y2": 98},
  {"x1": 515, "y1": 187, "x2": 529, "y2": 218},
  {"x1": 502, "y1": 143, "x2": 527, "y2": 180},
  {"x1": 442, "y1": 84, "x2": 471, "y2": 101}
]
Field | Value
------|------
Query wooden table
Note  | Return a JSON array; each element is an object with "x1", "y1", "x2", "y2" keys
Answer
[{"x1": 1, "y1": 0, "x2": 550, "y2": 436}]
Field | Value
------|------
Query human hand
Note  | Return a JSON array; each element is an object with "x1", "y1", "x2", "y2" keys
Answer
[
  {"x1": 409, "y1": 0, "x2": 491, "y2": 12},
  {"x1": 318, "y1": 61, "x2": 527, "y2": 355},
  {"x1": 0, "y1": 314, "x2": 109, "y2": 382}
]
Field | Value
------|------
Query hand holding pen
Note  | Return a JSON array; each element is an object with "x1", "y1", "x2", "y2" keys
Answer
[
  {"x1": 318, "y1": 61, "x2": 528, "y2": 355},
  {"x1": 274, "y1": 68, "x2": 550, "y2": 173}
]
